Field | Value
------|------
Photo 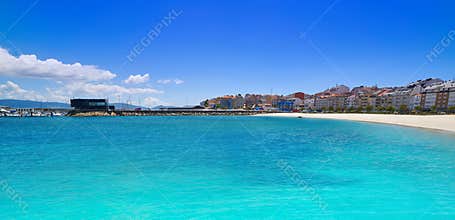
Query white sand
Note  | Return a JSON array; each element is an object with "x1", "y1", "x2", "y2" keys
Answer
[{"x1": 256, "y1": 113, "x2": 455, "y2": 133}]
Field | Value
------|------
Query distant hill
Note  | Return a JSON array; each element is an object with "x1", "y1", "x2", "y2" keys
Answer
[
  {"x1": 0, "y1": 99, "x2": 70, "y2": 109},
  {"x1": 152, "y1": 105, "x2": 178, "y2": 109},
  {"x1": 111, "y1": 103, "x2": 148, "y2": 110}
]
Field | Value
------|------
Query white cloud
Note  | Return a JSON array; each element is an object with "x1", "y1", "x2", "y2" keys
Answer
[
  {"x1": 0, "y1": 48, "x2": 171, "y2": 105},
  {"x1": 124, "y1": 73, "x2": 150, "y2": 84},
  {"x1": 174, "y1": 79, "x2": 184, "y2": 84},
  {"x1": 0, "y1": 81, "x2": 45, "y2": 101},
  {"x1": 143, "y1": 97, "x2": 162, "y2": 107},
  {"x1": 50, "y1": 82, "x2": 163, "y2": 99},
  {"x1": 0, "y1": 81, "x2": 169, "y2": 107},
  {"x1": 157, "y1": 79, "x2": 172, "y2": 84},
  {"x1": 157, "y1": 78, "x2": 184, "y2": 85},
  {"x1": 0, "y1": 48, "x2": 116, "y2": 82}
]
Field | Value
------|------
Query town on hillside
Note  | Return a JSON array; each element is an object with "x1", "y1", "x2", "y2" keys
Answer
[{"x1": 201, "y1": 78, "x2": 455, "y2": 113}]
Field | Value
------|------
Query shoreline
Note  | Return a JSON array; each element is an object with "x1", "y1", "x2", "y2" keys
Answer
[
  {"x1": 67, "y1": 110, "x2": 263, "y2": 116},
  {"x1": 256, "y1": 113, "x2": 455, "y2": 134}
]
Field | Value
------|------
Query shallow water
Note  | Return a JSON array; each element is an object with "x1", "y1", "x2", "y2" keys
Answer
[{"x1": 0, "y1": 116, "x2": 454, "y2": 219}]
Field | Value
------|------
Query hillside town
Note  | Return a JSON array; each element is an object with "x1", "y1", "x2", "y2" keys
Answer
[{"x1": 201, "y1": 78, "x2": 455, "y2": 113}]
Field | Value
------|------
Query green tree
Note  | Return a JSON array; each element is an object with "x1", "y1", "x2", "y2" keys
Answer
[
  {"x1": 328, "y1": 106, "x2": 334, "y2": 112},
  {"x1": 414, "y1": 106, "x2": 422, "y2": 113},
  {"x1": 448, "y1": 106, "x2": 455, "y2": 114},
  {"x1": 356, "y1": 106, "x2": 363, "y2": 113},
  {"x1": 430, "y1": 105, "x2": 437, "y2": 113},
  {"x1": 348, "y1": 106, "x2": 355, "y2": 113},
  {"x1": 386, "y1": 106, "x2": 395, "y2": 113},
  {"x1": 399, "y1": 105, "x2": 409, "y2": 114},
  {"x1": 366, "y1": 105, "x2": 373, "y2": 113}
]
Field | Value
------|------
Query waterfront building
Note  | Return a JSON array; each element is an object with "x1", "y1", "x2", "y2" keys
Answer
[
  {"x1": 391, "y1": 89, "x2": 411, "y2": 110},
  {"x1": 442, "y1": 81, "x2": 455, "y2": 108},
  {"x1": 314, "y1": 96, "x2": 329, "y2": 111},
  {"x1": 219, "y1": 96, "x2": 234, "y2": 109},
  {"x1": 70, "y1": 99, "x2": 114, "y2": 111},
  {"x1": 435, "y1": 92, "x2": 449, "y2": 111},
  {"x1": 345, "y1": 95, "x2": 356, "y2": 109},
  {"x1": 277, "y1": 100, "x2": 294, "y2": 112},
  {"x1": 284, "y1": 97, "x2": 303, "y2": 110},
  {"x1": 290, "y1": 92, "x2": 305, "y2": 100},
  {"x1": 264, "y1": 95, "x2": 282, "y2": 107},
  {"x1": 303, "y1": 97, "x2": 315, "y2": 110},
  {"x1": 350, "y1": 86, "x2": 380, "y2": 110},
  {"x1": 314, "y1": 85, "x2": 351, "y2": 111},
  {"x1": 357, "y1": 93, "x2": 376, "y2": 109},
  {"x1": 449, "y1": 87, "x2": 455, "y2": 108},
  {"x1": 287, "y1": 97, "x2": 303, "y2": 106},
  {"x1": 420, "y1": 81, "x2": 454, "y2": 111},
  {"x1": 374, "y1": 89, "x2": 393, "y2": 109},
  {"x1": 207, "y1": 99, "x2": 219, "y2": 109},
  {"x1": 244, "y1": 94, "x2": 261, "y2": 108},
  {"x1": 232, "y1": 94, "x2": 245, "y2": 109},
  {"x1": 409, "y1": 94, "x2": 422, "y2": 110},
  {"x1": 327, "y1": 95, "x2": 347, "y2": 111},
  {"x1": 407, "y1": 78, "x2": 444, "y2": 88},
  {"x1": 422, "y1": 92, "x2": 437, "y2": 110}
]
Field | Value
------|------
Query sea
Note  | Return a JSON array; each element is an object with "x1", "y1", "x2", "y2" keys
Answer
[{"x1": 0, "y1": 116, "x2": 454, "y2": 219}]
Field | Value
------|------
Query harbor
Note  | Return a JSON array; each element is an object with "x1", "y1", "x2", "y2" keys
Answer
[{"x1": 0, "y1": 107, "x2": 68, "y2": 117}]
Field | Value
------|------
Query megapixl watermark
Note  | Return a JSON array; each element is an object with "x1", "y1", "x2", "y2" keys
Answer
[
  {"x1": 426, "y1": 29, "x2": 455, "y2": 63},
  {"x1": 126, "y1": 9, "x2": 183, "y2": 63},
  {"x1": 0, "y1": 178, "x2": 28, "y2": 214},
  {"x1": 276, "y1": 159, "x2": 328, "y2": 212}
]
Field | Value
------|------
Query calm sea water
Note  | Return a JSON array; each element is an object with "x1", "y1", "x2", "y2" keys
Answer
[{"x1": 0, "y1": 116, "x2": 454, "y2": 219}]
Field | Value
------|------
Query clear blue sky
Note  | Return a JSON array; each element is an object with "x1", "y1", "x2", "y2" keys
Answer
[{"x1": 0, "y1": 0, "x2": 454, "y2": 106}]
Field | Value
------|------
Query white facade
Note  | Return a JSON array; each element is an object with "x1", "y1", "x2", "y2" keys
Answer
[
  {"x1": 391, "y1": 90, "x2": 411, "y2": 109},
  {"x1": 409, "y1": 95, "x2": 421, "y2": 110},
  {"x1": 287, "y1": 97, "x2": 303, "y2": 106},
  {"x1": 345, "y1": 95, "x2": 356, "y2": 108},
  {"x1": 448, "y1": 91, "x2": 455, "y2": 107},
  {"x1": 303, "y1": 98, "x2": 315, "y2": 110},
  {"x1": 315, "y1": 97, "x2": 329, "y2": 110},
  {"x1": 423, "y1": 93, "x2": 437, "y2": 109}
]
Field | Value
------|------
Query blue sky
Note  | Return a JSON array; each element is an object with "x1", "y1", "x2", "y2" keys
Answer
[{"x1": 0, "y1": 0, "x2": 454, "y2": 106}]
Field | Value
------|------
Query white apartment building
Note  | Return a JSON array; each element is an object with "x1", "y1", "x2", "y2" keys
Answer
[
  {"x1": 314, "y1": 97, "x2": 329, "y2": 110},
  {"x1": 409, "y1": 94, "x2": 422, "y2": 110},
  {"x1": 391, "y1": 90, "x2": 411, "y2": 109},
  {"x1": 423, "y1": 93, "x2": 437, "y2": 109},
  {"x1": 345, "y1": 95, "x2": 356, "y2": 108},
  {"x1": 449, "y1": 90, "x2": 455, "y2": 107},
  {"x1": 446, "y1": 81, "x2": 455, "y2": 107},
  {"x1": 303, "y1": 98, "x2": 315, "y2": 110}
]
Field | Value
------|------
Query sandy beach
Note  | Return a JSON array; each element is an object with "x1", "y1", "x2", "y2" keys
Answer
[{"x1": 257, "y1": 113, "x2": 455, "y2": 133}]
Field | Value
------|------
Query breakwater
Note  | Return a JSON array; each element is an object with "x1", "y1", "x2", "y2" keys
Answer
[{"x1": 67, "y1": 109, "x2": 265, "y2": 116}]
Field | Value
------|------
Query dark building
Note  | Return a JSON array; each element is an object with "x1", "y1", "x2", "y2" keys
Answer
[
  {"x1": 70, "y1": 99, "x2": 115, "y2": 111},
  {"x1": 277, "y1": 100, "x2": 294, "y2": 112},
  {"x1": 292, "y1": 92, "x2": 305, "y2": 100}
]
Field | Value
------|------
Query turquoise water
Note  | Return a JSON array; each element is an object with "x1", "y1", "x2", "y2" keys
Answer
[{"x1": 0, "y1": 116, "x2": 454, "y2": 219}]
